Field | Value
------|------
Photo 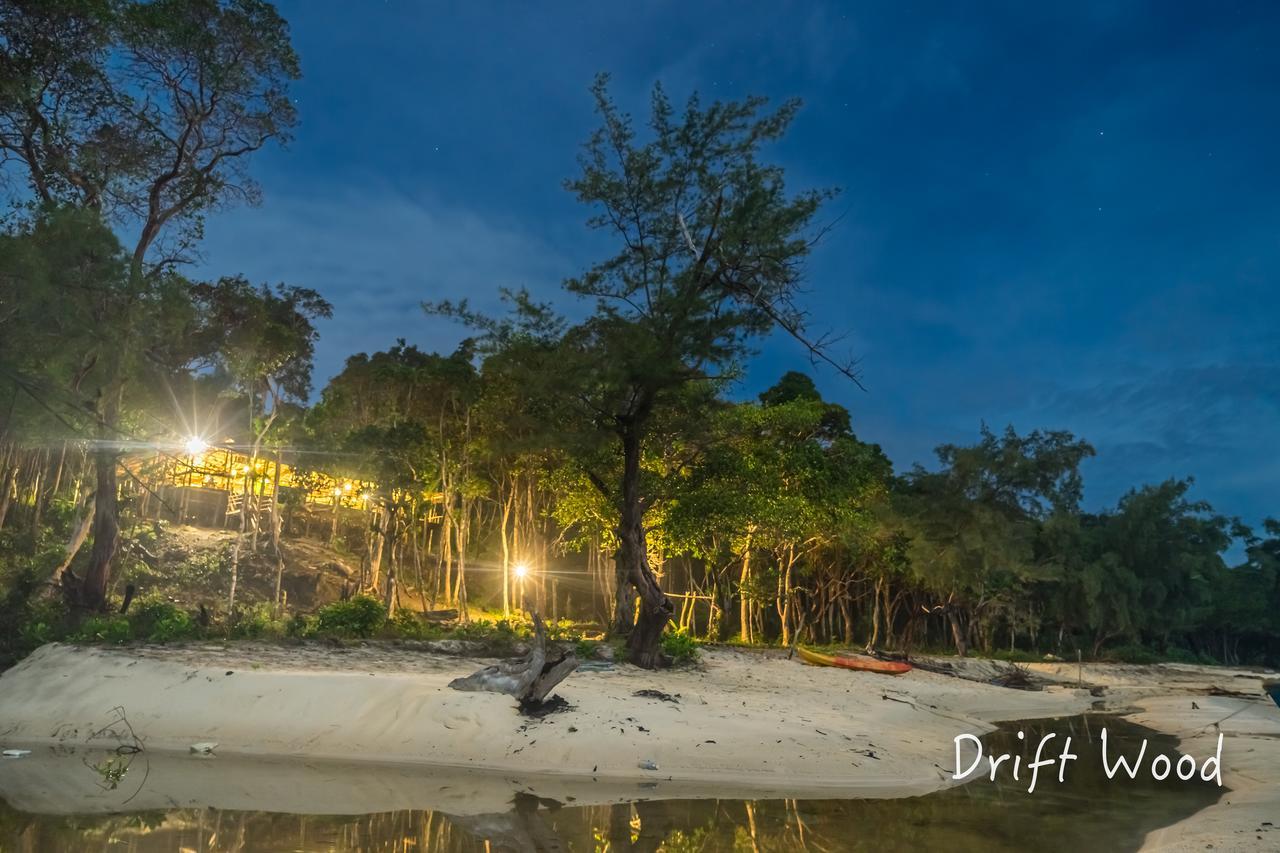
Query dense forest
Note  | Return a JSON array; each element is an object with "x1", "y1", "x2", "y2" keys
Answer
[{"x1": 1, "y1": 0, "x2": 1276, "y2": 671}]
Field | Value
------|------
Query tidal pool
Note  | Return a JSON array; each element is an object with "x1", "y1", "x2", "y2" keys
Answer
[{"x1": 0, "y1": 715, "x2": 1222, "y2": 852}]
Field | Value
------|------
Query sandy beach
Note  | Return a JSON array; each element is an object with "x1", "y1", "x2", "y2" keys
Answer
[{"x1": 0, "y1": 643, "x2": 1276, "y2": 849}]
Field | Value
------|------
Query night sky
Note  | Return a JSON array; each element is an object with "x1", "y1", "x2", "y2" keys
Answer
[{"x1": 196, "y1": 1, "x2": 1280, "y2": 538}]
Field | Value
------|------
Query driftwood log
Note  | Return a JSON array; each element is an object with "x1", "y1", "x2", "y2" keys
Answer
[{"x1": 448, "y1": 613, "x2": 578, "y2": 705}]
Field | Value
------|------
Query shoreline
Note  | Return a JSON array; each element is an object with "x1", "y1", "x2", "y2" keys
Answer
[{"x1": 0, "y1": 642, "x2": 1275, "y2": 846}]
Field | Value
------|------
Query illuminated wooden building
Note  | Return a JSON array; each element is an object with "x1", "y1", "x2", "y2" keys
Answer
[{"x1": 126, "y1": 442, "x2": 391, "y2": 531}]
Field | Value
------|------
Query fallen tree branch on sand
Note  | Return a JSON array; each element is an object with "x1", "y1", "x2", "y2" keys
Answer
[{"x1": 448, "y1": 613, "x2": 578, "y2": 706}]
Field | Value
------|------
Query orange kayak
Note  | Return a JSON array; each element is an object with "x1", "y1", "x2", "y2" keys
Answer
[{"x1": 796, "y1": 645, "x2": 913, "y2": 675}]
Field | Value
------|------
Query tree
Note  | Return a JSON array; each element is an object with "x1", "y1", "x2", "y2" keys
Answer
[
  {"x1": 896, "y1": 426, "x2": 1095, "y2": 655},
  {"x1": 192, "y1": 276, "x2": 330, "y2": 609},
  {"x1": 0, "y1": 206, "x2": 200, "y2": 593},
  {"x1": 0, "y1": 0, "x2": 300, "y2": 610},
  {"x1": 311, "y1": 342, "x2": 484, "y2": 614},
  {"x1": 437, "y1": 76, "x2": 853, "y2": 666}
]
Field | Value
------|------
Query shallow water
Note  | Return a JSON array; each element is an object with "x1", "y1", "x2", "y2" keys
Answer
[{"x1": 0, "y1": 715, "x2": 1222, "y2": 852}]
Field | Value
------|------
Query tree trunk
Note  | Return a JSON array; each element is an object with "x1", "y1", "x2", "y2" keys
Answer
[
  {"x1": 868, "y1": 575, "x2": 884, "y2": 651},
  {"x1": 948, "y1": 608, "x2": 969, "y2": 657},
  {"x1": 0, "y1": 458, "x2": 18, "y2": 532},
  {"x1": 615, "y1": 427, "x2": 672, "y2": 669},
  {"x1": 47, "y1": 497, "x2": 94, "y2": 591},
  {"x1": 269, "y1": 450, "x2": 282, "y2": 552},
  {"x1": 79, "y1": 449, "x2": 120, "y2": 611},
  {"x1": 500, "y1": 483, "x2": 513, "y2": 617},
  {"x1": 370, "y1": 503, "x2": 389, "y2": 593}
]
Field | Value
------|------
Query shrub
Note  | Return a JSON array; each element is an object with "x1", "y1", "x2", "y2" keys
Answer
[
  {"x1": 661, "y1": 628, "x2": 698, "y2": 664},
  {"x1": 286, "y1": 613, "x2": 317, "y2": 638},
  {"x1": 988, "y1": 649, "x2": 1041, "y2": 663},
  {"x1": 75, "y1": 615, "x2": 131, "y2": 645},
  {"x1": 17, "y1": 599, "x2": 67, "y2": 653},
  {"x1": 1101, "y1": 643, "x2": 1162, "y2": 665},
  {"x1": 387, "y1": 608, "x2": 431, "y2": 640},
  {"x1": 128, "y1": 599, "x2": 197, "y2": 643},
  {"x1": 232, "y1": 603, "x2": 287, "y2": 639},
  {"x1": 314, "y1": 595, "x2": 386, "y2": 638},
  {"x1": 1162, "y1": 647, "x2": 1219, "y2": 666}
]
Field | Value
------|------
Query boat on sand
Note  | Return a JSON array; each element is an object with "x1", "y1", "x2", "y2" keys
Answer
[{"x1": 795, "y1": 646, "x2": 913, "y2": 675}]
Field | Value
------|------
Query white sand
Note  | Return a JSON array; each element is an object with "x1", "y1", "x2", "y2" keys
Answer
[{"x1": 0, "y1": 642, "x2": 1086, "y2": 811}]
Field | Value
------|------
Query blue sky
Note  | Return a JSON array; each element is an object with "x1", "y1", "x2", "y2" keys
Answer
[{"x1": 196, "y1": 0, "x2": 1280, "y2": 536}]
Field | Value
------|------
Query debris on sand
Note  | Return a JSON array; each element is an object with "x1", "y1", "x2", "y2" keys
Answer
[
  {"x1": 989, "y1": 664, "x2": 1040, "y2": 691},
  {"x1": 633, "y1": 689, "x2": 680, "y2": 703},
  {"x1": 518, "y1": 695, "x2": 574, "y2": 718}
]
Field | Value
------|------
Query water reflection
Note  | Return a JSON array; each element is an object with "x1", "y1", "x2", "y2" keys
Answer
[{"x1": 0, "y1": 717, "x2": 1221, "y2": 852}]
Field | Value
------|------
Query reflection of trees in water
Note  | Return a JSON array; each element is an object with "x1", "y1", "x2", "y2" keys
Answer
[
  {"x1": 0, "y1": 720, "x2": 1221, "y2": 852},
  {"x1": 0, "y1": 798, "x2": 828, "y2": 852},
  {"x1": 0, "y1": 782, "x2": 1221, "y2": 853}
]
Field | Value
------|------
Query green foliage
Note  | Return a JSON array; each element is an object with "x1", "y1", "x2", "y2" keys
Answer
[
  {"x1": 74, "y1": 615, "x2": 131, "y2": 645},
  {"x1": 231, "y1": 603, "x2": 288, "y2": 640},
  {"x1": 1101, "y1": 644, "x2": 1164, "y2": 665},
  {"x1": 985, "y1": 649, "x2": 1042, "y2": 664},
  {"x1": 314, "y1": 595, "x2": 386, "y2": 638},
  {"x1": 17, "y1": 599, "x2": 68, "y2": 654},
  {"x1": 661, "y1": 628, "x2": 698, "y2": 664},
  {"x1": 127, "y1": 599, "x2": 196, "y2": 643},
  {"x1": 1162, "y1": 647, "x2": 1219, "y2": 666},
  {"x1": 449, "y1": 618, "x2": 530, "y2": 654},
  {"x1": 285, "y1": 613, "x2": 317, "y2": 638}
]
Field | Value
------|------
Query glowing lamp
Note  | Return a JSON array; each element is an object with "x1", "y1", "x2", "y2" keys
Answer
[
  {"x1": 513, "y1": 563, "x2": 529, "y2": 579},
  {"x1": 184, "y1": 436, "x2": 209, "y2": 455}
]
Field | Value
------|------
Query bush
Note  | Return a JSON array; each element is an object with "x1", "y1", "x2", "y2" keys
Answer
[
  {"x1": 661, "y1": 628, "x2": 698, "y2": 664},
  {"x1": 987, "y1": 649, "x2": 1041, "y2": 663},
  {"x1": 231, "y1": 603, "x2": 287, "y2": 639},
  {"x1": 1101, "y1": 643, "x2": 1162, "y2": 665},
  {"x1": 1161, "y1": 647, "x2": 1219, "y2": 666},
  {"x1": 452, "y1": 618, "x2": 528, "y2": 647},
  {"x1": 128, "y1": 599, "x2": 197, "y2": 643},
  {"x1": 314, "y1": 595, "x2": 386, "y2": 638},
  {"x1": 387, "y1": 608, "x2": 434, "y2": 640},
  {"x1": 17, "y1": 599, "x2": 68, "y2": 654},
  {"x1": 286, "y1": 613, "x2": 317, "y2": 638},
  {"x1": 75, "y1": 615, "x2": 131, "y2": 645}
]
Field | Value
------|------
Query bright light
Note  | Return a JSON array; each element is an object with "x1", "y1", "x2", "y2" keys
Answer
[
  {"x1": 342, "y1": 482, "x2": 352, "y2": 492},
  {"x1": 183, "y1": 436, "x2": 209, "y2": 455},
  {"x1": 360, "y1": 492, "x2": 372, "y2": 501},
  {"x1": 513, "y1": 563, "x2": 529, "y2": 579}
]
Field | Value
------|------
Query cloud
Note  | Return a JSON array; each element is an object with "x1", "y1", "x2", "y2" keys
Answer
[
  {"x1": 1012, "y1": 363, "x2": 1280, "y2": 524},
  {"x1": 195, "y1": 184, "x2": 569, "y2": 386}
]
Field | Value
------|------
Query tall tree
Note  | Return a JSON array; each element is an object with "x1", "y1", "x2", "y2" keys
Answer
[
  {"x1": 0, "y1": 0, "x2": 299, "y2": 610},
  {"x1": 436, "y1": 76, "x2": 852, "y2": 666}
]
